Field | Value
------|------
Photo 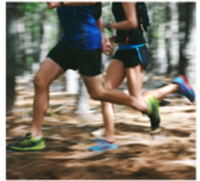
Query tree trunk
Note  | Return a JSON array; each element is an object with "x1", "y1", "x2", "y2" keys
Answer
[
  {"x1": 146, "y1": 2, "x2": 155, "y2": 73},
  {"x1": 32, "y1": 6, "x2": 46, "y2": 74},
  {"x1": 165, "y1": 3, "x2": 172, "y2": 74},
  {"x1": 6, "y1": 3, "x2": 20, "y2": 112},
  {"x1": 75, "y1": 77, "x2": 90, "y2": 118},
  {"x1": 178, "y1": 3, "x2": 194, "y2": 75}
]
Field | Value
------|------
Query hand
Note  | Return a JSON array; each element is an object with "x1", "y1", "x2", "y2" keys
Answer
[
  {"x1": 102, "y1": 36, "x2": 114, "y2": 55},
  {"x1": 47, "y1": 2, "x2": 61, "y2": 9},
  {"x1": 109, "y1": 35, "x2": 117, "y2": 44},
  {"x1": 101, "y1": 20, "x2": 106, "y2": 28}
]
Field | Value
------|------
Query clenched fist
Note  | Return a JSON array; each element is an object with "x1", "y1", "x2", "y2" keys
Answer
[{"x1": 47, "y1": 2, "x2": 62, "y2": 9}]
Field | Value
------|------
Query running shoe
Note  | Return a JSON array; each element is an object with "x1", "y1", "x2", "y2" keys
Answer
[
  {"x1": 89, "y1": 139, "x2": 118, "y2": 151},
  {"x1": 172, "y1": 75, "x2": 195, "y2": 102},
  {"x1": 7, "y1": 133, "x2": 45, "y2": 151},
  {"x1": 145, "y1": 96, "x2": 161, "y2": 131}
]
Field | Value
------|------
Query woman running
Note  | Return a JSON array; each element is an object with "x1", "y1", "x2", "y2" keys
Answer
[
  {"x1": 89, "y1": 2, "x2": 195, "y2": 151},
  {"x1": 7, "y1": 2, "x2": 160, "y2": 151}
]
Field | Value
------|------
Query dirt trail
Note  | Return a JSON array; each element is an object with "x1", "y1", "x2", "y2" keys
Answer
[{"x1": 6, "y1": 75, "x2": 196, "y2": 179}]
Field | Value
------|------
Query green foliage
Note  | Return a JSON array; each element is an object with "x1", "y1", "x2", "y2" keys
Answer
[
  {"x1": 19, "y1": 3, "x2": 44, "y2": 16},
  {"x1": 27, "y1": 56, "x2": 34, "y2": 69}
]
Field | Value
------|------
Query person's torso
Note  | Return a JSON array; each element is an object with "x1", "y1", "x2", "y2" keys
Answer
[
  {"x1": 112, "y1": 2, "x2": 146, "y2": 45},
  {"x1": 57, "y1": 4, "x2": 102, "y2": 50}
]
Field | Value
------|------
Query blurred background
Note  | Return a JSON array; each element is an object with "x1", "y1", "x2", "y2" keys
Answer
[
  {"x1": 6, "y1": 2, "x2": 196, "y2": 179},
  {"x1": 6, "y1": 2, "x2": 196, "y2": 115}
]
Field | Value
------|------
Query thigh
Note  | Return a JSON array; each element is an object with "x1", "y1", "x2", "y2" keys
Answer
[
  {"x1": 81, "y1": 59, "x2": 125, "y2": 94},
  {"x1": 35, "y1": 58, "x2": 65, "y2": 86},
  {"x1": 113, "y1": 47, "x2": 146, "y2": 98},
  {"x1": 104, "y1": 59, "x2": 126, "y2": 89},
  {"x1": 126, "y1": 64, "x2": 144, "y2": 98},
  {"x1": 81, "y1": 74, "x2": 103, "y2": 96}
]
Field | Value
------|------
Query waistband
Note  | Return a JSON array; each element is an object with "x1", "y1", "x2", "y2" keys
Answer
[{"x1": 118, "y1": 43, "x2": 145, "y2": 50}]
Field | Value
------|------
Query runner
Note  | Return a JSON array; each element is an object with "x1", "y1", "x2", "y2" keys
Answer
[
  {"x1": 7, "y1": 2, "x2": 160, "y2": 151},
  {"x1": 89, "y1": 2, "x2": 195, "y2": 151}
]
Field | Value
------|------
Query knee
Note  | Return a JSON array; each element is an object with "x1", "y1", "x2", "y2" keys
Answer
[
  {"x1": 89, "y1": 89, "x2": 105, "y2": 100},
  {"x1": 90, "y1": 82, "x2": 112, "y2": 100},
  {"x1": 103, "y1": 81, "x2": 113, "y2": 89},
  {"x1": 33, "y1": 74, "x2": 48, "y2": 89}
]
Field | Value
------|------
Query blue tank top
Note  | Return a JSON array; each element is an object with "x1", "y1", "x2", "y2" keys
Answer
[{"x1": 57, "y1": 5, "x2": 102, "y2": 50}]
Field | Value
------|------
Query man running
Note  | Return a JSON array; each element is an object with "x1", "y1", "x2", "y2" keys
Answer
[{"x1": 7, "y1": 2, "x2": 160, "y2": 151}]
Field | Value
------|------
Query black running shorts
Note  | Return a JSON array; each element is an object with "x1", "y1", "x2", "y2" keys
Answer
[
  {"x1": 112, "y1": 45, "x2": 148, "y2": 69},
  {"x1": 47, "y1": 41, "x2": 102, "y2": 76}
]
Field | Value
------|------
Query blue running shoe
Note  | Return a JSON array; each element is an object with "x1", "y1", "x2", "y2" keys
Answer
[
  {"x1": 172, "y1": 75, "x2": 195, "y2": 102},
  {"x1": 89, "y1": 139, "x2": 118, "y2": 151}
]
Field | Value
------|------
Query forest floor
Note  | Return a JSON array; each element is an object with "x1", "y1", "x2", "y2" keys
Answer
[{"x1": 6, "y1": 74, "x2": 196, "y2": 180}]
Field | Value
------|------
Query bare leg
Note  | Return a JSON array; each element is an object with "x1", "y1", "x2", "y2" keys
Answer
[
  {"x1": 81, "y1": 72, "x2": 149, "y2": 113},
  {"x1": 101, "y1": 60, "x2": 126, "y2": 142},
  {"x1": 101, "y1": 63, "x2": 151, "y2": 142},
  {"x1": 31, "y1": 58, "x2": 65, "y2": 137},
  {"x1": 126, "y1": 64, "x2": 144, "y2": 100},
  {"x1": 126, "y1": 64, "x2": 179, "y2": 101},
  {"x1": 142, "y1": 83, "x2": 179, "y2": 100},
  {"x1": 101, "y1": 62, "x2": 178, "y2": 142}
]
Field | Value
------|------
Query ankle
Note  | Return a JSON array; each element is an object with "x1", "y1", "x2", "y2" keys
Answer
[
  {"x1": 105, "y1": 137, "x2": 115, "y2": 143},
  {"x1": 31, "y1": 130, "x2": 42, "y2": 138},
  {"x1": 142, "y1": 102, "x2": 149, "y2": 114},
  {"x1": 170, "y1": 83, "x2": 179, "y2": 91},
  {"x1": 34, "y1": 135, "x2": 43, "y2": 139},
  {"x1": 105, "y1": 140, "x2": 115, "y2": 144}
]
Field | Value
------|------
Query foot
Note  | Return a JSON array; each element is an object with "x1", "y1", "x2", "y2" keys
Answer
[
  {"x1": 7, "y1": 133, "x2": 46, "y2": 151},
  {"x1": 145, "y1": 96, "x2": 161, "y2": 131},
  {"x1": 89, "y1": 139, "x2": 118, "y2": 151},
  {"x1": 172, "y1": 75, "x2": 195, "y2": 102}
]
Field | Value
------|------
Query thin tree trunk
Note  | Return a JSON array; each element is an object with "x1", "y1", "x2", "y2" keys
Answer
[
  {"x1": 75, "y1": 77, "x2": 90, "y2": 118},
  {"x1": 178, "y1": 3, "x2": 194, "y2": 75},
  {"x1": 6, "y1": 3, "x2": 20, "y2": 112},
  {"x1": 146, "y1": 2, "x2": 155, "y2": 73},
  {"x1": 165, "y1": 3, "x2": 172, "y2": 74},
  {"x1": 32, "y1": 6, "x2": 46, "y2": 73}
]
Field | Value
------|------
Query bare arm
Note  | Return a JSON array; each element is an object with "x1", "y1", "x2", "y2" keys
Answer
[
  {"x1": 96, "y1": 18, "x2": 103, "y2": 31},
  {"x1": 96, "y1": 18, "x2": 113, "y2": 55},
  {"x1": 109, "y1": 2, "x2": 138, "y2": 30},
  {"x1": 47, "y1": 2, "x2": 96, "y2": 9}
]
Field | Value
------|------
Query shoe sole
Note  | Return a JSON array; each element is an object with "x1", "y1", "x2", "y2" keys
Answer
[
  {"x1": 9, "y1": 146, "x2": 45, "y2": 151},
  {"x1": 8, "y1": 143, "x2": 46, "y2": 151},
  {"x1": 178, "y1": 75, "x2": 193, "y2": 89},
  {"x1": 150, "y1": 127, "x2": 161, "y2": 134},
  {"x1": 89, "y1": 147, "x2": 118, "y2": 151},
  {"x1": 89, "y1": 145, "x2": 118, "y2": 151},
  {"x1": 179, "y1": 75, "x2": 195, "y2": 102}
]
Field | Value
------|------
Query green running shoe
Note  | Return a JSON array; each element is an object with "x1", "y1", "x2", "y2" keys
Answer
[
  {"x1": 145, "y1": 96, "x2": 161, "y2": 131},
  {"x1": 7, "y1": 133, "x2": 45, "y2": 151}
]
